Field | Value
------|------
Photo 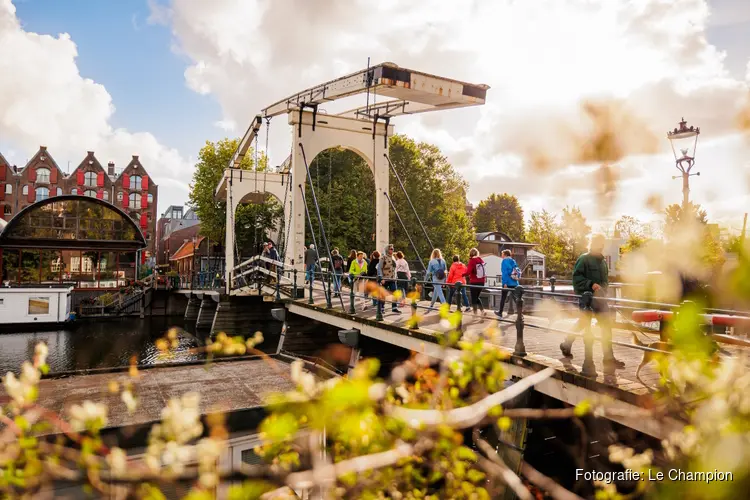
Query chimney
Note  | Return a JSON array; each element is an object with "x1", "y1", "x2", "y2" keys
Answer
[
  {"x1": 107, "y1": 161, "x2": 115, "y2": 176},
  {"x1": 132, "y1": 155, "x2": 139, "y2": 161}
]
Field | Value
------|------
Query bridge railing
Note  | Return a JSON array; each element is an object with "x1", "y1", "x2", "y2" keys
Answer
[{"x1": 252, "y1": 266, "x2": 750, "y2": 378}]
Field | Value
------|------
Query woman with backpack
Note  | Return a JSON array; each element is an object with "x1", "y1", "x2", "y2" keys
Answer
[
  {"x1": 465, "y1": 248, "x2": 487, "y2": 315},
  {"x1": 447, "y1": 255, "x2": 471, "y2": 313},
  {"x1": 495, "y1": 249, "x2": 520, "y2": 317},
  {"x1": 426, "y1": 248, "x2": 447, "y2": 309}
]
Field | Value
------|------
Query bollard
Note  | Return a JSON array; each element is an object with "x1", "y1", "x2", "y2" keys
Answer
[
  {"x1": 326, "y1": 271, "x2": 333, "y2": 309},
  {"x1": 308, "y1": 272, "x2": 314, "y2": 304},
  {"x1": 580, "y1": 291, "x2": 597, "y2": 377},
  {"x1": 512, "y1": 286, "x2": 527, "y2": 357},
  {"x1": 275, "y1": 266, "x2": 281, "y2": 301},
  {"x1": 349, "y1": 275, "x2": 356, "y2": 315},
  {"x1": 375, "y1": 277, "x2": 384, "y2": 321},
  {"x1": 549, "y1": 276, "x2": 556, "y2": 293},
  {"x1": 293, "y1": 269, "x2": 298, "y2": 299}
]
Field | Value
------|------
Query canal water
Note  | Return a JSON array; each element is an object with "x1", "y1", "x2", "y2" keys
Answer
[{"x1": 0, "y1": 317, "x2": 279, "y2": 375}]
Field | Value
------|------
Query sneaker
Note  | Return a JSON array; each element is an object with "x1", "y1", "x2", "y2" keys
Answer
[
  {"x1": 393, "y1": 309, "x2": 402, "y2": 314},
  {"x1": 494, "y1": 311, "x2": 503, "y2": 318},
  {"x1": 604, "y1": 357, "x2": 626, "y2": 369},
  {"x1": 560, "y1": 342, "x2": 573, "y2": 358},
  {"x1": 464, "y1": 307, "x2": 472, "y2": 313}
]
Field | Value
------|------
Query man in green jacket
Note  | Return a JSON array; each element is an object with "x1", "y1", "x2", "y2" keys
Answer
[{"x1": 560, "y1": 234, "x2": 625, "y2": 370}]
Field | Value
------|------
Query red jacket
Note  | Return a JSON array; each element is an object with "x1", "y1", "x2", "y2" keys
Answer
[
  {"x1": 466, "y1": 256, "x2": 486, "y2": 284},
  {"x1": 447, "y1": 262, "x2": 467, "y2": 284}
]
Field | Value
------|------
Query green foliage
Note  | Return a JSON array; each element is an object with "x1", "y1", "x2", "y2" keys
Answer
[
  {"x1": 526, "y1": 210, "x2": 571, "y2": 277},
  {"x1": 188, "y1": 138, "x2": 279, "y2": 254},
  {"x1": 306, "y1": 135, "x2": 474, "y2": 267},
  {"x1": 561, "y1": 206, "x2": 592, "y2": 266},
  {"x1": 473, "y1": 193, "x2": 525, "y2": 241},
  {"x1": 664, "y1": 202, "x2": 708, "y2": 238}
]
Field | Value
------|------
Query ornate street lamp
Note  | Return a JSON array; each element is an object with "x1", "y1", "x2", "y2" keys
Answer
[{"x1": 667, "y1": 118, "x2": 700, "y2": 209}]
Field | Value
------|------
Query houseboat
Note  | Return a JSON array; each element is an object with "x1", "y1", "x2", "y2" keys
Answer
[{"x1": 0, "y1": 286, "x2": 74, "y2": 330}]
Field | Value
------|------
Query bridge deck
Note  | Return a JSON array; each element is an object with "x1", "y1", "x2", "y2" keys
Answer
[{"x1": 287, "y1": 286, "x2": 750, "y2": 408}]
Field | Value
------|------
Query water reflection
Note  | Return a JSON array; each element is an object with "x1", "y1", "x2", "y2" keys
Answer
[{"x1": 0, "y1": 317, "x2": 281, "y2": 375}]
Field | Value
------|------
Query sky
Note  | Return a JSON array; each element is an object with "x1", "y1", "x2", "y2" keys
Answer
[{"x1": 1, "y1": 0, "x2": 749, "y2": 232}]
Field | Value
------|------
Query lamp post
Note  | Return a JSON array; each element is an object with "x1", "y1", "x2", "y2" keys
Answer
[{"x1": 667, "y1": 118, "x2": 701, "y2": 210}]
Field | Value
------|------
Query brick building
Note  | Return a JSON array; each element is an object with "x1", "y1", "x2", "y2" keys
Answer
[{"x1": 0, "y1": 146, "x2": 158, "y2": 257}]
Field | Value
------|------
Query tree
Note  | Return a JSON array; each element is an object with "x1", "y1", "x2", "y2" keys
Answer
[
  {"x1": 526, "y1": 210, "x2": 570, "y2": 277},
  {"x1": 188, "y1": 138, "x2": 280, "y2": 255},
  {"x1": 560, "y1": 206, "x2": 591, "y2": 267},
  {"x1": 386, "y1": 135, "x2": 474, "y2": 265},
  {"x1": 664, "y1": 202, "x2": 708, "y2": 237},
  {"x1": 473, "y1": 193, "x2": 525, "y2": 241},
  {"x1": 614, "y1": 215, "x2": 649, "y2": 240}
]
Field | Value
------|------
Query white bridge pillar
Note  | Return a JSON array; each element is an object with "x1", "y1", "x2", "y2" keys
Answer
[{"x1": 288, "y1": 110, "x2": 393, "y2": 271}]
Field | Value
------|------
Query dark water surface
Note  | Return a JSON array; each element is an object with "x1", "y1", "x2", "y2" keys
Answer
[{"x1": 0, "y1": 317, "x2": 277, "y2": 375}]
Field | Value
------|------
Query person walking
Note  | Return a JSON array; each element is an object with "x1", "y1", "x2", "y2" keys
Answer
[
  {"x1": 447, "y1": 255, "x2": 471, "y2": 313},
  {"x1": 559, "y1": 234, "x2": 625, "y2": 370},
  {"x1": 465, "y1": 248, "x2": 487, "y2": 315},
  {"x1": 426, "y1": 249, "x2": 448, "y2": 309},
  {"x1": 345, "y1": 249, "x2": 357, "y2": 287},
  {"x1": 395, "y1": 251, "x2": 411, "y2": 307},
  {"x1": 267, "y1": 241, "x2": 280, "y2": 284},
  {"x1": 366, "y1": 251, "x2": 381, "y2": 307},
  {"x1": 304, "y1": 244, "x2": 318, "y2": 285},
  {"x1": 377, "y1": 244, "x2": 400, "y2": 314},
  {"x1": 348, "y1": 251, "x2": 368, "y2": 310},
  {"x1": 495, "y1": 249, "x2": 520, "y2": 317},
  {"x1": 331, "y1": 248, "x2": 344, "y2": 297}
]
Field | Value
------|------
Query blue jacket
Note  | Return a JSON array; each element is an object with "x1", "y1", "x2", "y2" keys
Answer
[{"x1": 501, "y1": 257, "x2": 519, "y2": 287}]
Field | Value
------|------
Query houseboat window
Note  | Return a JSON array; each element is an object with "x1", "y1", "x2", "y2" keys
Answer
[
  {"x1": 36, "y1": 168, "x2": 51, "y2": 183},
  {"x1": 27, "y1": 296, "x2": 50, "y2": 315}
]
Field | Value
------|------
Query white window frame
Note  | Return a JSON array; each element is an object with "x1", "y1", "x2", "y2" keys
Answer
[{"x1": 84, "y1": 171, "x2": 97, "y2": 187}]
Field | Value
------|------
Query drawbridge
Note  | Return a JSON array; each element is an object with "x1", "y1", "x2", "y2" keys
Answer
[{"x1": 216, "y1": 62, "x2": 489, "y2": 295}]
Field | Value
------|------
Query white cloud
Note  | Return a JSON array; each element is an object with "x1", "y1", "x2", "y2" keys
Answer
[
  {"x1": 155, "y1": 0, "x2": 749, "y2": 228},
  {"x1": 0, "y1": 0, "x2": 193, "y2": 211}
]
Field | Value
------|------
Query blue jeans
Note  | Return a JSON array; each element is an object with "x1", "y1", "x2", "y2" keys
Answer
[
  {"x1": 305, "y1": 263, "x2": 315, "y2": 283},
  {"x1": 447, "y1": 284, "x2": 469, "y2": 308},
  {"x1": 333, "y1": 271, "x2": 342, "y2": 292},
  {"x1": 430, "y1": 281, "x2": 446, "y2": 307},
  {"x1": 378, "y1": 280, "x2": 399, "y2": 313}
]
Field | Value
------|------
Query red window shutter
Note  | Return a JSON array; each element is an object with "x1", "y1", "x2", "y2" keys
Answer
[
  {"x1": 28, "y1": 185, "x2": 36, "y2": 203},
  {"x1": 50, "y1": 167, "x2": 58, "y2": 184},
  {"x1": 96, "y1": 171, "x2": 104, "y2": 187},
  {"x1": 140, "y1": 213, "x2": 148, "y2": 229},
  {"x1": 76, "y1": 170, "x2": 84, "y2": 186},
  {"x1": 28, "y1": 168, "x2": 37, "y2": 182},
  {"x1": 122, "y1": 173, "x2": 130, "y2": 190},
  {"x1": 0, "y1": 164, "x2": 6, "y2": 182},
  {"x1": 122, "y1": 193, "x2": 129, "y2": 208},
  {"x1": 96, "y1": 189, "x2": 104, "y2": 200},
  {"x1": 0, "y1": 185, "x2": 5, "y2": 201},
  {"x1": 141, "y1": 176, "x2": 148, "y2": 190},
  {"x1": 141, "y1": 194, "x2": 148, "y2": 209}
]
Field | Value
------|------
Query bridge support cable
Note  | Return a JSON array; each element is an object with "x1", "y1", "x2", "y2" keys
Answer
[
  {"x1": 383, "y1": 191, "x2": 426, "y2": 271},
  {"x1": 383, "y1": 153, "x2": 434, "y2": 251},
  {"x1": 298, "y1": 185, "x2": 343, "y2": 308},
  {"x1": 299, "y1": 143, "x2": 346, "y2": 310}
]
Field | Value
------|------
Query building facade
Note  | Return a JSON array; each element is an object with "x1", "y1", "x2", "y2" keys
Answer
[
  {"x1": 156, "y1": 205, "x2": 200, "y2": 265},
  {"x1": 0, "y1": 146, "x2": 158, "y2": 257},
  {"x1": 476, "y1": 231, "x2": 536, "y2": 272}
]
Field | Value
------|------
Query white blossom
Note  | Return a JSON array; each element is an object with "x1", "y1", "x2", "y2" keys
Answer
[
  {"x1": 121, "y1": 389, "x2": 137, "y2": 414},
  {"x1": 68, "y1": 401, "x2": 108, "y2": 431},
  {"x1": 106, "y1": 447, "x2": 128, "y2": 475},
  {"x1": 34, "y1": 342, "x2": 49, "y2": 367}
]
